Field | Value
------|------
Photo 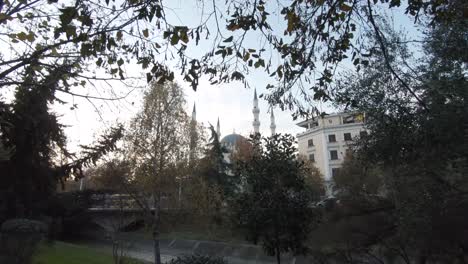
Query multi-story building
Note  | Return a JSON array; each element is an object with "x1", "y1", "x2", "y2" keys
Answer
[{"x1": 296, "y1": 112, "x2": 366, "y2": 193}]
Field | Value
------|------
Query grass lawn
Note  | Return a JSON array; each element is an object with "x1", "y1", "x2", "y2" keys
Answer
[{"x1": 33, "y1": 241, "x2": 145, "y2": 264}]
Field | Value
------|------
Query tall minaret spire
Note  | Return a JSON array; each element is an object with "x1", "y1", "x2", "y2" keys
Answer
[
  {"x1": 270, "y1": 107, "x2": 276, "y2": 136},
  {"x1": 189, "y1": 102, "x2": 197, "y2": 167},
  {"x1": 252, "y1": 89, "x2": 260, "y2": 134},
  {"x1": 192, "y1": 103, "x2": 196, "y2": 122},
  {"x1": 216, "y1": 117, "x2": 221, "y2": 138}
]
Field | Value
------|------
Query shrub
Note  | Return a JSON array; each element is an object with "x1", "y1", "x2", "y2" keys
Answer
[{"x1": 0, "y1": 218, "x2": 47, "y2": 264}]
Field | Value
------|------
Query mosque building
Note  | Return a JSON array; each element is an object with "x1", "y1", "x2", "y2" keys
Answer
[
  {"x1": 218, "y1": 89, "x2": 275, "y2": 150},
  {"x1": 191, "y1": 89, "x2": 276, "y2": 163}
]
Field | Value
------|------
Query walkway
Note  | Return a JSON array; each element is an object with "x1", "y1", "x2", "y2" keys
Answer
[{"x1": 77, "y1": 232, "x2": 314, "y2": 264}]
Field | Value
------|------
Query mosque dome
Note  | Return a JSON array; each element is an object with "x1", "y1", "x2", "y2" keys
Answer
[{"x1": 221, "y1": 133, "x2": 247, "y2": 147}]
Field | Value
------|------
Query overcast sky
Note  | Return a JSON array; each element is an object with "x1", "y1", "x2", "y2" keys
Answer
[
  {"x1": 51, "y1": 1, "x2": 330, "y2": 151},
  {"x1": 56, "y1": 63, "x2": 322, "y2": 152},
  {"x1": 2, "y1": 1, "x2": 421, "y2": 152}
]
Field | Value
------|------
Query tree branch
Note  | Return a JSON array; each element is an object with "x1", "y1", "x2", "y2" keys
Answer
[{"x1": 366, "y1": 0, "x2": 428, "y2": 111}]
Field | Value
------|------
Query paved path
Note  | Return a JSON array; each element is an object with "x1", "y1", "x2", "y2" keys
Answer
[{"x1": 75, "y1": 232, "x2": 313, "y2": 264}]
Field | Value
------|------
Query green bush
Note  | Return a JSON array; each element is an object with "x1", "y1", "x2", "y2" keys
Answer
[
  {"x1": 0, "y1": 218, "x2": 47, "y2": 264},
  {"x1": 167, "y1": 254, "x2": 227, "y2": 264}
]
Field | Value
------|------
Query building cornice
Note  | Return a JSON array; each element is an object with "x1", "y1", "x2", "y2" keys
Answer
[{"x1": 297, "y1": 122, "x2": 364, "y2": 138}]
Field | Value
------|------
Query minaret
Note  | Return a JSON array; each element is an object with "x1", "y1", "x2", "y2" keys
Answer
[
  {"x1": 189, "y1": 102, "x2": 197, "y2": 167},
  {"x1": 270, "y1": 108, "x2": 276, "y2": 136},
  {"x1": 192, "y1": 103, "x2": 196, "y2": 122},
  {"x1": 216, "y1": 117, "x2": 221, "y2": 138},
  {"x1": 252, "y1": 89, "x2": 260, "y2": 134}
]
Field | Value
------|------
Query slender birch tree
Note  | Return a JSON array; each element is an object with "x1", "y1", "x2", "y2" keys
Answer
[{"x1": 125, "y1": 81, "x2": 190, "y2": 264}]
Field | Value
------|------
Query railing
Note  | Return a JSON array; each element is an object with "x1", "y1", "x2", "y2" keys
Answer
[
  {"x1": 88, "y1": 193, "x2": 171, "y2": 211},
  {"x1": 89, "y1": 194, "x2": 149, "y2": 210}
]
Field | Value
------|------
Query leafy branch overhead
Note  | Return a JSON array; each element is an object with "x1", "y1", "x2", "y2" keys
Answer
[{"x1": 0, "y1": 0, "x2": 461, "y2": 117}]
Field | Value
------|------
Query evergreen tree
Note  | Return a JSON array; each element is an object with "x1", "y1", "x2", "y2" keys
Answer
[
  {"x1": 197, "y1": 125, "x2": 233, "y2": 196},
  {"x1": 0, "y1": 65, "x2": 122, "y2": 221},
  {"x1": 233, "y1": 134, "x2": 322, "y2": 264}
]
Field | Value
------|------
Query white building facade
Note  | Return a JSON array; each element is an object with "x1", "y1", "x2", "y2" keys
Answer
[{"x1": 296, "y1": 112, "x2": 366, "y2": 193}]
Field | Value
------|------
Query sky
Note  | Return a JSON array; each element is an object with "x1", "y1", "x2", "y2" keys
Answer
[
  {"x1": 52, "y1": 0, "x2": 321, "y2": 151},
  {"x1": 2, "y1": 0, "x2": 423, "y2": 153},
  {"x1": 56, "y1": 60, "x2": 315, "y2": 152}
]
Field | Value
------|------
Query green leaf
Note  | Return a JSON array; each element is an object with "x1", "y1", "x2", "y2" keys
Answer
[
  {"x1": 79, "y1": 14, "x2": 93, "y2": 27},
  {"x1": 59, "y1": 7, "x2": 78, "y2": 26},
  {"x1": 184, "y1": 74, "x2": 193, "y2": 82},
  {"x1": 16, "y1": 32, "x2": 28, "y2": 41},
  {"x1": 286, "y1": 11, "x2": 299, "y2": 33},
  {"x1": 142, "y1": 29, "x2": 149, "y2": 38},
  {"x1": 17, "y1": 31, "x2": 36, "y2": 42},
  {"x1": 65, "y1": 25, "x2": 77, "y2": 39},
  {"x1": 116, "y1": 31, "x2": 123, "y2": 41},
  {"x1": 223, "y1": 36, "x2": 233, "y2": 42},
  {"x1": 231, "y1": 71, "x2": 244, "y2": 80},
  {"x1": 227, "y1": 23, "x2": 240, "y2": 31},
  {"x1": 0, "y1": 13, "x2": 13, "y2": 22},
  {"x1": 96, "y1": 57, "x2": 103, "y2": 66},
  {"x1": 277, "y1": 66, "x2": 283, "y2": 78},
  {"x1": 243, "y1": 52, "x2": 250, "y2": 62},
  {"x1": 117, "y1": 58, "x2": 124, "y2": 66},
  {"x1": 340, "y1": 4, "x2": 352, "y2": 11},
  {"x1": 206, "y1": 68, "x2": 217, "y2": 75},
  {"x1": 146, "y1": 73, "x2": 152, "y2": 82},
  {"x1": 180, "y1": 31, "x2": 189, "y2": 43},
  {"x1": 254, "y1": 59, "x2": 265, "y2": 68},
  {"x1": 170, "y1": 34, "x2": 179, "y2": 45}
]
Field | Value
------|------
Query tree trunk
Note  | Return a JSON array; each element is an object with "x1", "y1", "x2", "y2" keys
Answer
[
  {"x1": 276, "y1": 247, "x2": 281, "y2": 264},
  {"x1": 418, "y1": 254, "x2": 427, "y2": 264},
  {"x1": 458, "y1": 244, "x2": 467, "y2": 264},
  {"x1": 153, "y1": 194, "x2": 161, "y2": 264}
]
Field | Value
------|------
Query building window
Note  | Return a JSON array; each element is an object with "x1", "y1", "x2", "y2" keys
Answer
[
  {"x1": 360, "y1": 131, "x2": 368, "y2": 138},
  {"x1": 343, "y1": 113, "x2": 365, "y2": 124},
  {"x1": 332, "y1": 168, "x2": 340, "y2": 178},
  {"x1": 308, "y1": 120, "x2": 318, "y2": 129},
  {"x1": 308, "y1": 139, "x2": 314, "y2": 147},
  {"x1": 330, "y1": 150, "x2": 338, "y2": 160},
  {"x1": 344, "y1": 133, "x2": 352, "y2": 141},
  {"x1": 343, "y1": 115, "x2": 356, "y2": 124},
  {"x1": 328, "y1": 134, "x2": 336, "y2": 143},
  {"x1": 309, "y1": 154, "x2": 315, "y2": 162}
]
